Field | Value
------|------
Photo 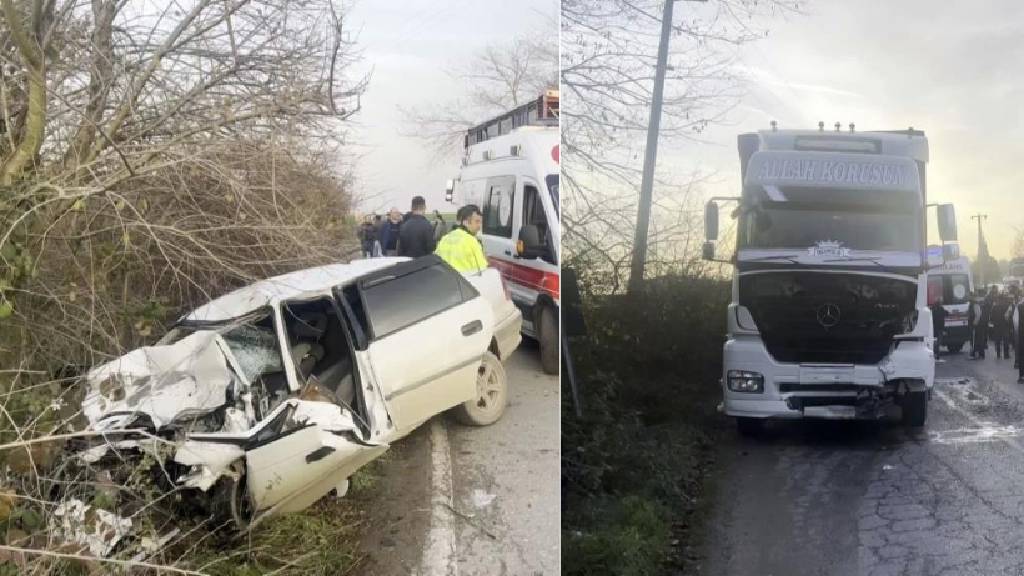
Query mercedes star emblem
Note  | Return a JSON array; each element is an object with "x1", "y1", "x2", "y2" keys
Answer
[{"x1": 816, "y1": 303, "x2": 841, "y2": 328}]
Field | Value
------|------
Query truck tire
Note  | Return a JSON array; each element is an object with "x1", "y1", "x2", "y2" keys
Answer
[
  {"x1": 736, "y1": 417, "x2": 763, "y2": 437},
  {"x1": 902, "y1": 391, "x2": 928, "y2": 427},
  {"x1": 538, "y1": 304, "x2": 559, "y2": 375},
  {"x1": 946, "y1": 342, "x2": 963, "y2": 354},
  {"x1": 453, "y1": 352, "x2": 507, "y2": 426}
]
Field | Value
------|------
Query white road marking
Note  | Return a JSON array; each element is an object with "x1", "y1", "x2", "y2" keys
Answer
[
  {"x1": 419, "y1": 418, "x2": 457, "y2": 576},
  {"x1": 932, "y1": 384, "x2": 1024, "y2": 454}
]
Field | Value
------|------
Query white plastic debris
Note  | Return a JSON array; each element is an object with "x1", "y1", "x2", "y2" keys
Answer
[
  {"x1": 52, "y1": 499, "x2": 133, "y2": 557},
  {"x1": 471, "y1": 489, "x2": 496, "y2": 508}
]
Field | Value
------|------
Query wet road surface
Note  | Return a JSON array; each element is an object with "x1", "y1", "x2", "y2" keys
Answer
[{"x1": 700, "y1": 349, "x2": 1024, "y2": 576}]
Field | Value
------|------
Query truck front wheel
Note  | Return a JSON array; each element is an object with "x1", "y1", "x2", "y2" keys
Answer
[{"x1": 902, "y1": 391, "x2": 928, "y2": 427}]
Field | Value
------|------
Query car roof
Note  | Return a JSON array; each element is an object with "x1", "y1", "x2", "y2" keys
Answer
[{"x1": 184, "y1": 257, "x2": 409, "y2": 322}]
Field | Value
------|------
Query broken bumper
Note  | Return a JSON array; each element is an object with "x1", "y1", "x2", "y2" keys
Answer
[{"x1": 721, "y1": 335, "x2": 934, "y2": 420}]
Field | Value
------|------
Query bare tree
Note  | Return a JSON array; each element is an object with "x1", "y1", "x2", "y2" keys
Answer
[
  {"x1": 0, "y1": 1, "x2": 371, "y2": 571},
  {"x1": 399, "y1": 31, "x2": 558, "y2": 159},
  {"x1": 561, "y1": 0, "x2": 801, "y2": 293}
]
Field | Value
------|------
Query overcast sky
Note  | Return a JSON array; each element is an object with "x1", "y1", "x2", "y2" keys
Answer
[
  {"x1": 348, "y1": 0, "x2": 557, "y2": 215},
  {"x1": 672, "y1": 0, "x2": 1024, "y2": 260}
]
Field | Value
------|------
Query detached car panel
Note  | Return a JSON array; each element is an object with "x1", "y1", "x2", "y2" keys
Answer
[{"x1": 76, "y1": 255, "x2": 521, "y2": 528}]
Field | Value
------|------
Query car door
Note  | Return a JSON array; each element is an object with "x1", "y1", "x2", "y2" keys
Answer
[
  {"x1": 357, "y1": 256, "x2": 492, "y2": 433},
  {"x1": 242, "y1": 400, "x2": 387, "y2": 517}
]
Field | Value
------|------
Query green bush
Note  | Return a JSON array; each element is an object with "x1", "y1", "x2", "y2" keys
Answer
[{"x1": 562, "y1": 273, "x2": 730, "y2": 575}]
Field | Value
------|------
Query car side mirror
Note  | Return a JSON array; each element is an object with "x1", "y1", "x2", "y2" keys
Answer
[
  {"x1": 445, "y1": 180, "x2": 454, "y2": 204},
  {"x1": 702, "y1": 241, "x2": 715, "y2": 261},
  {"x1": 517, "y1": 224, "x2": 543, "y2": 259},
  {"x1": 938, "y1": 203, "x2": 957, "y2": 242},
  {"x1": 943, "y1": 243, "x2": 959, "y2": 262},
  {"x1": 705, "y1": 201, "x2": 719, "y2": 241}
]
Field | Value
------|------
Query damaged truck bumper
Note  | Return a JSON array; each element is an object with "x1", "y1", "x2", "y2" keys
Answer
[{"x1": 721, "y1": 335, "x2": 934, "y2": 420}]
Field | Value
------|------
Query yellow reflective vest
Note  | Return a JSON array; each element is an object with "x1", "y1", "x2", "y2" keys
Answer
[{"x1": 435, "y1": 228, "x2": 488, "y2": 273}]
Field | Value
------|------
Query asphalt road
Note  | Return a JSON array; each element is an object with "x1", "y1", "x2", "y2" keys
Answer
[
  {"x1": 699, "y1": 347, "x2": 1024, "y2": 576},
  {"x1": 448, "y1": 339, "x2": 560, "y2": 575},
  {"x1": 357, "y1": 340, "x2": 559, "y2": 576}
]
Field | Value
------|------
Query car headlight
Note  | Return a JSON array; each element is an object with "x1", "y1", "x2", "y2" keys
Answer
[{"x1": 727, "y1": 370, "x2": 764, "y2": 393}]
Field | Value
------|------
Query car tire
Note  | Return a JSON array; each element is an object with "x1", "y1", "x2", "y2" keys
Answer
[
  {"x1": 736, "y1": 417, "x2": 763, "y2": 437},
  {"x1": 453, "y1": 351, "x2": 507, "y2": 426},
  {"x1": 211, "y1": 464, "x2": 253, "y2": 531},
  {"x1": 902, "y1": 391, "x2": 928, "y2": 427},
  {"x1": 538, "y1": 304, "x2": 558, "y2": 375},
  {"x1": 946, "y1": 342, "x2": 963, "y2": 354}
]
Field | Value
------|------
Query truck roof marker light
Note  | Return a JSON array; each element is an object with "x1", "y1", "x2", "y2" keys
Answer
[
  {"x1": 819, "y1": 121, "x2": 825, "y2": 132},
  {"x1": 770, "y1": 120, "x2": 778, "y2": 131}
]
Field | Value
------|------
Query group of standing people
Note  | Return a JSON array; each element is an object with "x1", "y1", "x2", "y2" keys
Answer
[
  {"x1": 964, "y1": 284, "x2": 1024, "y2": 383},
  {"x1": 357, "y1": 197, "x2": 490, "y2": 273},
  {"x1": 358, "y1": 196, "x2": 437, "y2": 258}
]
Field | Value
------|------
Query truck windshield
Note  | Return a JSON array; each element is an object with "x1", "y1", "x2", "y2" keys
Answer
[
  {"x1": 546, "y1": 174, "x2": 559, "y2": 213},
  {"x1": 739, "y1": 187, "x2": 921, "y2": 252}
]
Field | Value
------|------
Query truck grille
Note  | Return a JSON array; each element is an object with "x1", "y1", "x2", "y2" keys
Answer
[{"x1": 739, "y1": 271, "x2": 917, "y2": 365}]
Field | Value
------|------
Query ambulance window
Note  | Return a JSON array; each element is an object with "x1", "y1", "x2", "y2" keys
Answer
[
  {"x1": 523, "y1": 184, "x2": 555, "y2": 265},
  {"x1": 482, "y1": 176, "x2": 514, "y2": 238}
]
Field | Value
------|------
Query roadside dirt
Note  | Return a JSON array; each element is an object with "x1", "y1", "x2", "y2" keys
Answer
[{"x1": 353, "y1": 424, "x2": 435, "y2": 575}]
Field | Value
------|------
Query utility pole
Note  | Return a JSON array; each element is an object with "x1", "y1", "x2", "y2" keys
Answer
[
  {"x1": 972, "y1": 213, "x2": 988, "y2": 286},
  {"x1": 627, "y1": 0, "x2": 707, "y2": 295}
]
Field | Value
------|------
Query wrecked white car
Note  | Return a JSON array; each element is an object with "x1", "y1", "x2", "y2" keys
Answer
[{"x1": 76, "y1": 255, "x2": 521, "y2": 528}]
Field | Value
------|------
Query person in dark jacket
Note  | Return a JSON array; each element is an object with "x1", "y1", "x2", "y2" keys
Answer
[
  {"x1": 378, "y1": 208, "x2": 403, "y2": 256},
  {"x1": 992, "y1": 289, "x2": 1012, "y2": 359},
  {"x1": 973, "y1": 287, "x2": 996, "y2": 359},
  {"x1": 968, "y1": 293, "x2": 978, "y2": 358},
  {"x1": 358, "y1": 215, "x2": 377, "y2": 258},
  {"x1": 398, "y1": 196, "x2": 437, "y2": 258},
  {"x1": 1016, "y1": 294, "x2": 1024, "y2": 383},
  {"x1": 931, "y1": 298, "x2": 947, "y2": 358}
]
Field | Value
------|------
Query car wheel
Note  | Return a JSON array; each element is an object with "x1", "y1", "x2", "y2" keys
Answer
[
  {"x1": 736, "y1": 417, "x2": 763, "y2": 437},
  {"x1": 538, "y1": 304, "x2": 558, "y2": 375},
  {"x1": 453, "y1": 351, "x2": 507, "y2": 426},
  {"x1": 902, "y1": 391, "x2": 928, "y2": 428},
  {"x1": 211, "y1": 463, "x2": 253, "y2": 531}
]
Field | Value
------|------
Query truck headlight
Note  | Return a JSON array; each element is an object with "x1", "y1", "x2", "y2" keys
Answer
[{"x1": 727, "y1": 370, "x2": 764, "y2": 393}]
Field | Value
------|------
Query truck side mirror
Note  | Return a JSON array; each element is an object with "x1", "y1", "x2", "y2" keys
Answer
[
  {"x1": 517, "y1": 224, "x2": 543, "y2": 259},
  {"x1": 938, "y1": 203, "x2": 957, "y2": 242},
  {"x1": 702, "y1": 241, "x2": 715, "y2": 261},
  {"x1": 445, "y1": 180, "x2": 454, "y2": 204},
  {"x1": 705, "y1": 201, "x2": 719, "y2": 241},
  {"x1": 942, "y1": 243, "x2": 959, "y2": 262}
]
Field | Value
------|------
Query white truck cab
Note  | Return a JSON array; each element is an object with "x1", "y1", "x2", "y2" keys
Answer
[
  {"x1": 445, "y1": 90, "x2": 560, "y2": 374},
  {"x1": 704, "y1": 125, "x2": 960, "y2": 434}
]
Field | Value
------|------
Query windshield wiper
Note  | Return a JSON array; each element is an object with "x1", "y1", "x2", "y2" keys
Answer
[
  {"x1": 744, "y1": 254, "x2": 802, "y2": 264},
  {"x1": 823, "y1": 256, "x2": 904, "y2": 274}
]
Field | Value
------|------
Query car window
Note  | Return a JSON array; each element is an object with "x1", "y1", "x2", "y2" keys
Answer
[
  {"x1": 482, "y1": 175, "x2": 514, "y2": 238},
  {"x1": 361, "y1": 264, "x2": 466, "y2": 338},
  {"x1": 523, "y1": 184, "x2": 555, "y2": 265}
]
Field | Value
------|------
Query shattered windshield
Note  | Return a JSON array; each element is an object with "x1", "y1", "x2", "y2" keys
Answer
[
  {"x1": 220, "y1": 323, "x2": 284, "y2": 383},
  {"x1": 159, "y1": 310, "x2": 284, "y2": 385}
]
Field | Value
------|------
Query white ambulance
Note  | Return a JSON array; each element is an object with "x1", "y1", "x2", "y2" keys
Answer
[
  {"x1": 445, "y1": 90, "x2": 560, "y2": 374},
  {"x1": 926, "y1": 249, "x2": 973, "y2": 353}
]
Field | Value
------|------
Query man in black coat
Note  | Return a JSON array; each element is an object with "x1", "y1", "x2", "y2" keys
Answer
[
  {"x1": 398, "y1": 196, "x2": 437, "y2": 258},
  {"x1": 931, "y1": 298, "x2": 947, "y2": 358}
]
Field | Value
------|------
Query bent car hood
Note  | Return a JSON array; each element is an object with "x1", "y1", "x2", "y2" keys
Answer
[{"x1": 82, "y1": 330, "x2": 233, "y2": 431}]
